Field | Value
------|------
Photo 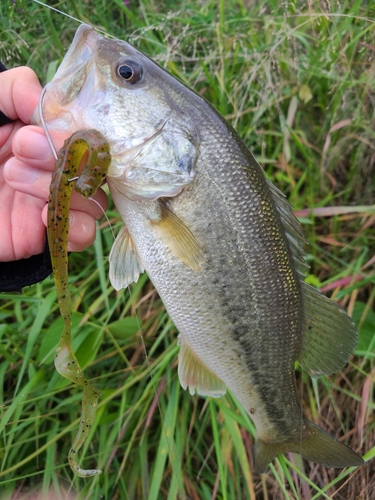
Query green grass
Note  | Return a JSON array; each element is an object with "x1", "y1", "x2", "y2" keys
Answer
[{"x1": 1, "y1": 0, "x2": 375, "y2": 498}]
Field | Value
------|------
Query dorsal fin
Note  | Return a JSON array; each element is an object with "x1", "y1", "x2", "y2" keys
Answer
[
  {"x1": 299, "y1": 282, "x2": 358, "y2": 377},
  {"x1": 267, "y1": 179, "x2": 358, "y2": 377}
]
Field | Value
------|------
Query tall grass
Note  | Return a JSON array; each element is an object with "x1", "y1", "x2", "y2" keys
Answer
[{"x1": 0, "y1": 0, "x2": 374, "y2": 498}]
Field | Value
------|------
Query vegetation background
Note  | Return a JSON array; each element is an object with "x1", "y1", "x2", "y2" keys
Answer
[{"x1": 0, "y1": 0, "x2": 374, "y2": 498}]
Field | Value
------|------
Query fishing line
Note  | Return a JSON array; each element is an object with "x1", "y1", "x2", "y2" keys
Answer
[
  {"x1": 32, "y1": 0, "x2": 82, "y2": 25},
  {"x1": 125, "y1": 284, "x2": 183, "y2": 493},
  {"x1": 89, "y1": 197, "x2": 116, "y2": 242},
  {"x1": 39, "y1": 88, "x2": 57, "y2": 160},
  {"x1": 32, "y1": 0, "x2": 117, "y2": 39}
]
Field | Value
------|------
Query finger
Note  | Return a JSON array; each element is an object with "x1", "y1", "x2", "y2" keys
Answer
[
  {"x1": 4, "y1": 157, "x2": 108, "y2": 218},
  {"x1": 1, "y1": 188, "x2": 46, "y2": 261},
  {"x1": 0, "y1": 67, "x2": 42, "y2": 124},
  {"x1": 11, "y1": 125, "x2": 109, "y2": 214},
  {"x1": 0, "y1": 120, "x2": 23, "y2": 165},
  {"x1": 69, "y1": 188, "x2": 108, "y2": 220},
  {"x1": 41, "y1": 205, "x2": 98, "y2": 252},
  {"x1": 68, "y1": 211, "x2": 98, "y2": 252},
  {"x1": 12, "y1": 125, "x2": 66, "y2": 169}
]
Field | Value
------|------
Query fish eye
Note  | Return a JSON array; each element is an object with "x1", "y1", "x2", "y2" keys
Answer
[{"x1": 116, "y1": 59, "x2": 143, "y2": 84}]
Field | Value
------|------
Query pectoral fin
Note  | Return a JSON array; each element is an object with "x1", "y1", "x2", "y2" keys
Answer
[
  {"x1": 109, "y1": 226, "x2": 144, "y2": 290},
  {"x1": 178, "y1": 335, "x2": 226, "y2": 397},
  {"x1": 150, "y1": 203, "x2": 202, "y2": 272}
]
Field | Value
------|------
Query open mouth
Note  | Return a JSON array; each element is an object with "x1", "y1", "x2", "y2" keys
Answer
[
  {"x1": 31, "y1": 25, "x2": 98, "y2": 130},
  {"x1": 53, "y1": 24, "x2": 98, "y2": 82}
]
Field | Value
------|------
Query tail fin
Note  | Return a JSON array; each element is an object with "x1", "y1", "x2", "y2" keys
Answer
[{"x1": 254, "y1": 420, "x2": 364, "y2": 473}]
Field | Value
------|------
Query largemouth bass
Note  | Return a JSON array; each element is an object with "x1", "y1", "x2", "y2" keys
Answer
[{"x1": 33, "y1": 24, "x2": 363, "y2": 472}]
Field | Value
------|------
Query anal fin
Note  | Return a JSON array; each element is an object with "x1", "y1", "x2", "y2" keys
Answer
[{"x1": 178, "y1": 335, "x2": 226, "y2": 397}]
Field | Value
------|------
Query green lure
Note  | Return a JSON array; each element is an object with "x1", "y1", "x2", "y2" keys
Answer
[{"x1": 47, "y1": 130, "x2": 111, "y2": 477}]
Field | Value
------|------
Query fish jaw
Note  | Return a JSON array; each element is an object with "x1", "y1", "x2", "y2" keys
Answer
[{"x1": 32, "y1": 24, "x2": 99, "y2": 131}]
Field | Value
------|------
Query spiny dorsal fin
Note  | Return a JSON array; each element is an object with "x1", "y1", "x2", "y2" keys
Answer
[
  {"x1": 150, "y1": 202, "x2": 202, "y2": 272},
  {"x1": 109, "y1": 225, "x2": 145, "y2": 290},
  {"x1": 178, "y1": 335, "x2": 226, "y2": 397},
  {"x1": 299, "y1": 282, "x2": 358, "y2": 377}
]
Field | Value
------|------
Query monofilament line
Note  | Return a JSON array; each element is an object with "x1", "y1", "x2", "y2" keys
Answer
[
  {"x1": 39, "y1": 87, "x2": 57, "y2": 161},
  {"x1": 32, "y1": 0, "x2": 117, "y2": 38},
  {"x1": 32, "y1": 0, "x2": 82, "y2": 25},
  {"x1": 126, "y1": 284, "x2": 184, "y2": 496}
]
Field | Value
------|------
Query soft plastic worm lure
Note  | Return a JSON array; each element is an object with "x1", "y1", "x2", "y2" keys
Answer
[{"x1": 47, "y1": 130, "x2": 111, "y2": 477}]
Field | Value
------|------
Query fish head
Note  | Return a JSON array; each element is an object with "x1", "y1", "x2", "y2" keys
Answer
[{"x1": 33, "y1": 24, "x2": 200, "y2": 200}]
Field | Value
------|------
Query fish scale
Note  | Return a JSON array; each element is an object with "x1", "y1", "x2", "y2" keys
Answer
[{"x1": 33, "y1": 23, "x2": 363, "y2": 473}]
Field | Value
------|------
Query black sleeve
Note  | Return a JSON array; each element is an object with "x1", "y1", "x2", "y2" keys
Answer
[
  {"x1": 0, "y1": 240, "x2": 52, "y2": 292},
  {"x1": 0, "y1": 61, "x2": 52, "y2": 292}
]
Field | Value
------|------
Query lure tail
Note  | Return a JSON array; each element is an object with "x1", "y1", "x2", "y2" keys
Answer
[{"x1": 48, "y1": 130, "x2": 111, "y2": 477}]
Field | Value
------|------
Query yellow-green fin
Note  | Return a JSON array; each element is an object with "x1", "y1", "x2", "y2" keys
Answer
[
  {"x1": 299, "y1": 282, "x2": 358, "y2": 377},
  {"x1": 150, "y1": 203, "x2": 202, "y2": 272},
  {"x1": 254, "y1": 419, "x2": 363, "y2": 473},
  {"x1": 109, "y1": 225, "x2": 144, "y2": 290},
  {"x1": 178, "y1": 335, "x2": 226, "y2": 397}
]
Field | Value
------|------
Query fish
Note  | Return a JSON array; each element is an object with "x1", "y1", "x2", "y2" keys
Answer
[{"x1": 33, "y1": 23, "x2": 364, "y2": 473}]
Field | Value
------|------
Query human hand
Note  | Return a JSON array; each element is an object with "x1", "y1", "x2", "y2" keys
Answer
[{"x1": 0, "y1": 66, "x2": 108, "y2": 262}]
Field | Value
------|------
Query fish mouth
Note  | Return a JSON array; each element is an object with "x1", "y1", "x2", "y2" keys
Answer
[
  {"x1": 32, "y1": 24, "x2": 99, "y2": 131},
  {"x1": 53, "y1": 24, "x2": 97, "y2": 86}
]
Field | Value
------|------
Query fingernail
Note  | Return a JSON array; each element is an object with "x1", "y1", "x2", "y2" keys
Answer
[
  {"x1": 17, "y1": 129, "x2": 53, "y2": 160},
  {"x1": 69, "y1": 212, "x2": 75, "y2": 226},
  {"x1": 6, "y1": 161, "x2": 39, "y2": 184}
]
